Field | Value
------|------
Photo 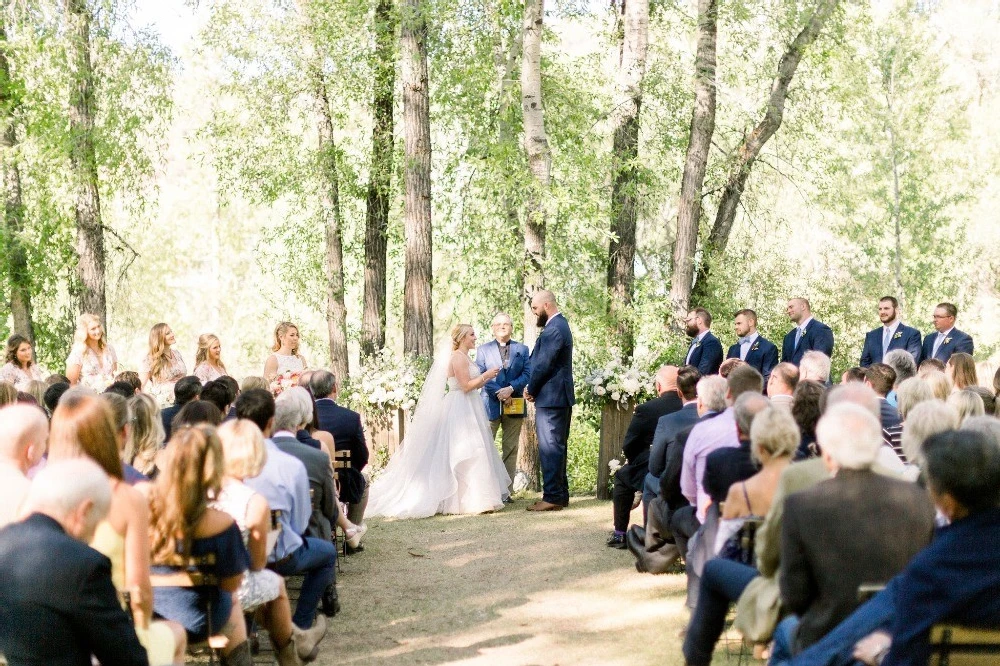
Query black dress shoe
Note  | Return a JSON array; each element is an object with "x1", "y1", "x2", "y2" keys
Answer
[
  {"x1": 628, "y1": 524, "x2": 646, "y2": 546},
  {"x1": 321, "y1": 584, "x2": 340, "y2": 617},
  {"x1": 502, "y1": 496, "x2": 514, "y2": 505},
  {"x1": 605, "y1": 533, "x2": 627, "y2": 549},
  {"x1": 626, "y1": 527, "x2": 645, "y2": 559}
]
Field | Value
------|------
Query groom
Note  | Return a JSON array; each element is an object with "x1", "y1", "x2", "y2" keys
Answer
[{"x1": 525, "y1": 290, "x2": 574, "y2": 512}]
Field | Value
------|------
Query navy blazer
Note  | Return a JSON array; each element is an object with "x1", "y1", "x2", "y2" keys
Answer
[
  {"x1": 648, "y1": 402, "x2": 700, "y2": 479},
  {"x1": 475, "y1": 339, "x2": 531, "y2": 422},
  {"x1": 685, "y1": 331, "x2": 724, "y2": 376},
  {"x1": 527, "y1": 314, "x2": 575, "y2": 409},
  {"x1": 315, "y1": 398, "x2": 369, "y2": 471},
  {"x1": 920, "y1": 328, "x2": 974, "y2": 365},
  {"x1": 0, "y1": 514, "x2": 148, "y2": 666},
  {"x1": 860, "y1": 324, "x2": 922, "y2": 367},
  {"x1": 726, "y1": 336, "x2": 779, "y2": 384},
  {"x1": 781, "y1": 319, "x2": 835, "y2": 365}
]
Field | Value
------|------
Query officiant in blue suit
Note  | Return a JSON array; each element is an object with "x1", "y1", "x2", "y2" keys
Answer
[
  {"x1": 475, "y1": 312, "x2": 531, "y2": 498},
  {"x1": 859, "y1": 296, "x2": 922, "y2": 367},
  {"x1": 781, "y1": 298, "x2": 835, "y2": 365},
  {"x1": 684, "y1": 308, "x2": 724, "y2": 376},
  {"x1": 725, "y1": 309, "x2": 778, "y2": 384}
]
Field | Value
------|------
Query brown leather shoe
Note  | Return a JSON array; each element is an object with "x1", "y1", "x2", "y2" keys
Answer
[{"x1": 526, "y1": 500, "x2": 564, "y2": 512}]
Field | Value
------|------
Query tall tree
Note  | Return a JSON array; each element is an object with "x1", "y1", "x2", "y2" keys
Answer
[
  {"x1": 362, "y1": 0, "x2": 396, "y2": 360},
  {"x1": 0, "y1": 17, "x2": 33, "y2": 342},
  {"x1": 668, "y1": 0, "x2": 717, "y2": 320},
  {"x1": 401, "y1": 0, "x2": 433, "y2": 357},
  {"x1": 607, "y1": 0, "x2": 649, "y2": 359},
  {"x1": 64, "y1": 0, "x2": 106, "y2": 326}
]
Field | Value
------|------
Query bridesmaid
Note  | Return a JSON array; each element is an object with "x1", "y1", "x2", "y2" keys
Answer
[
  {"x1": 193, "y1": 334, "x2": 228, "y2": 384},
  {"x1": 0, "y1": 334, "x2": 45, "y2": 390},
  {"x1": 139, "y1": 323, "x2": 187, "y2": 399},
  {"x1": 263, "y1": 322, "x2": 307, "y2": 382},
  {"x1": 65, "y1": 313, "x2": 119, "y2": 388}
]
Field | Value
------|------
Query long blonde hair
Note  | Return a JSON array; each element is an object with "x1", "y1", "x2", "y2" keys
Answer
[
  {"x1": 195, "y1": 334, "x2": 227, "y2": 373},
  {"x1": 272, "y1": 322, "x2": 299, "y2": 356},
  {"x1": 451, "y1": 324, "x2": 474, "y2": 350},
  {"x1": 147, "y1": 323, "x2": 173, "y2": 382},
  {"x1": 72, "y1": 313, "x2": 106, "y2": 353},
  {"x1": 126, "y1": 393, "x2": 164, "y2": 475}
]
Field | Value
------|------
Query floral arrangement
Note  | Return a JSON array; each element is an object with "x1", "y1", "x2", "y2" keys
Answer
[
  {"x1": 581, "y1": 349, "x2": 656, "y2": 407},
  {"x1": 342, "y1": 348, "x2": 430, "y2": 415},
  {"x1": 146, "y1": 382, "x2": 175, "y2": 409},
  {"x1": 269, "y1": 371, "x2": 301, "y2": 397}
]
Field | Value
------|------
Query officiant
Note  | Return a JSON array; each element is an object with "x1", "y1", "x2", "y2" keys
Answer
[{"x1": 475, "y1": 312, "x2": 532, "y2": 498}]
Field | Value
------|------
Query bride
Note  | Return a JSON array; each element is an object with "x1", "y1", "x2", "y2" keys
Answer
[{"x1": 367, "y1": 324, "x2": 512, "y2": 519}]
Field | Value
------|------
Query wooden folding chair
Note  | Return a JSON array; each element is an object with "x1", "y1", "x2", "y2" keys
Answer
[
  {"x1": 333, "y1": 450, "x2": 352, "y2": 560},
  {"x1": 929, "y1": 624, "x2": 1000, "y2": 666},
  {"x1": 149, "y1": 553, "x2": 227, "y2": 665}
]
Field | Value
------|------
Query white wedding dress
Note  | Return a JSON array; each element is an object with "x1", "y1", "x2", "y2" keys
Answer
[{"x1": 367, "y1": 357, "x2": 511, "y2": 519}]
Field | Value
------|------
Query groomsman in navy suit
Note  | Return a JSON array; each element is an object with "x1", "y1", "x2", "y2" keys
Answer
[
  {"x1": 683, "y1": 308, "x2": 724, "y2": 376},
  {"x1": 859, "y1": 296, "x2": 922, "y2": 367},
  {"x1": 475, "y1": 312, "x2": 531, "y2": 498},
  {"x1": 780, "y1": 298, "x2": 834, "y2": 365},
  {"x1": 726, "y1": 309, "x2": 779, "y2": 385},
  {"x1": 920, "y1": 302, "x2": 975, "y2": 364}
]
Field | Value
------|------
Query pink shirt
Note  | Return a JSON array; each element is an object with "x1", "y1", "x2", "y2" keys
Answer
[{"x1": 680, "y1": 407, "x2": 739, "y2": 522}]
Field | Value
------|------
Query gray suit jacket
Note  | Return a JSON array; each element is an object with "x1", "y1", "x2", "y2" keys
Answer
[{"x1": 272, "y1": 435, "x2": 337, "y2": 542}]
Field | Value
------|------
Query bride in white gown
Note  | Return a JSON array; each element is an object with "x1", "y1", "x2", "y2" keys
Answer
[{"x1": 367, "y1": 324, "x2": 512, "y2": 519}]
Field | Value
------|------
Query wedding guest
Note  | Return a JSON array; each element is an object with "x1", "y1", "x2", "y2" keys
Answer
[
  {"x1": 126, "y1": 393, "x2": 164, "y2": 478},
  {"x1": 139, "y1": 323, "x2": 187, "y2": 398},
  {"x1": 312, "y1": 370, "x2": 369, "y2": 527},
  {"x1": 920, "y1": 302, "x2": 974, "y2": 364},
  {"x1": 922, "y1": 369, "x2": 952, "y2": 401},
  {"x1": 193, "y1": 334, "x2": 228, "y2": 384},
  {"x1": 791, "y1": 380, "x2": 824, "y2": 458},
  {"x1": 798, "y1": 351, "x2": 831, "y2": 383},
  {"x1": 160, "y1": 375, "x2": 202, "y2": 442},
  {"x1": 0, "y1": 334, "x2": 45, "y2": 389},
  {"x1": 883, "y1": 377, "x2": 935, "y2": 459},
  {"x1": 946, "y1": 388, "x2": 985, "y2": 424},
  {"x1": 24, "y1": 380, "x2": 46, "y2": 406},
  {"x1": 242, "y1": 376, "x2": 268, "y2": 392},
  {"x1": 718, "y1": 358, "x2": 745, "y2": 378},
  {"x1": 945, "y1": 351, "x2": 977, "y2": 390},
  {"x1": 264, "y1": 321, "x2": 308, "y2": 383},
  {"x1": 702, "y1": 392, "x2": 771, "y2": 517},
  {"x1": 0, "y1": 459, "x2": 148, "y2": 666},
  {"x1": 966, "y1": 385, "x2": 995, "y2": 415},
  {"x1": 781, "y1": 298, "x2": 834, "y2": 365},
  {"x1": 217, "y1": 375, "x2": 240, "y2": 421},
  {"x1": 104, "y1": 381, "x2": 137, "y2": 399},
  {"x1": 862, "y1": 363, "x2": 901, "y2": 438},
  {"x1": 0, "y1": 381, "x2": 15, "y2": 407},
  {"x1": 766, "y1": 363, "x2": 798, "y2": 411},
  {"x1": 201, "y1": 380, "x2": 233, "y2": 415},
  {"x1": 116, "y1": 370, "x2": 142, "y2": 393},
  {"x1": 917, "y1": 358, "x2": 945, "y2": 376},
  {"x1": 65, "y1": 313, "x2": 118, "y2": 389},
  {"x1": 883, "y1": 348, "x2": 917, "y2": 406},
  {"x1": 173, "y1": 400, "x2": 223, "y2": 430},
  {"x1": 841, "y1": 367, "x2": 867, "y2": 383},
  {"x1": 43, "y1": 381, "x2": 70, "y2": 414},
  {"x1": 898, "y1": 400, "x2": 958, "y2": 471},
  {"x1": 98, "y1": 392, "x2": 149, "y2": 486},
  {"x1": 47, "y1": 372, "x2": 71, "y2": 386},
  {"x1": 644, "y1": 366, "x2": 701, "y2": 505},
  {"x1": 0, "y1": 404, "x2": 47, "y2": 529}
]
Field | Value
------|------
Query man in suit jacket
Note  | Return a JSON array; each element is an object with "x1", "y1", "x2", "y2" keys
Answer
[
  {"x1": 859, "y1": 296, "x2": 922, "y2": 367},
  {"x1": 781, "y1": 298, "x2": 834, "y2": 366},
  {"x1": 160, "y1": 375, "x2": 202, "y2": 442},
  {"x1": 684, "y1": 308, "x2": 724, "y2": 376},
  {"x1": 920, "y1": 301, "x2": 975, "y2": 364},
  {"x1": 475, "y1": 312, "x2": 531, "y2": 496},
  {"x1": 644, "y1": 366, "x2": 702, "y2": 505},
  {"x1": 311, "y1": 370, "x2": 369, "y2": 526},
  {"x1": 773, "y1": 403, "x2": 935, "y2": 662},
  {"x1": 525, "y1": 290, "x2": 575, "y2": 511},
  {"x1": 701, "y1": 392, "x2": 768, "y2": 508},
  {"x1": 606, "y1": 366, "x2": 682, "y2": 548},
  {"x1": 0, "y1": 459, "x2": 148, "y2": 666},
  {"x1": 727, "y1": 309, "x2": 779, "y2": 385},
  {"x1": 863, "y1": 363, "x2": 901, "y2": 436}
]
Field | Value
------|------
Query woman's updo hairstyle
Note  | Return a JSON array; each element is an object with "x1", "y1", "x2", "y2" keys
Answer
[{"x1": 451, "y1": 324, "x2": 474, "y2": 350}]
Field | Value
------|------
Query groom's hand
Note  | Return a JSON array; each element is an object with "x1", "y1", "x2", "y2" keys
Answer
[
  {"x1": 496, "y1": 386, "x2": 514, "y2": 402},
  {"x1": 524, "y1": 388, "x2": 534, "y2": 403}
]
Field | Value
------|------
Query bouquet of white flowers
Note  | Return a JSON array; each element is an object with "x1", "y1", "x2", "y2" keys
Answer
[
  {"x1": 581, "y1": 349, "x2": 656, "y2": 407},
  {"x1": 343, "y1": 348, "x2": 429, "y2": 415}
]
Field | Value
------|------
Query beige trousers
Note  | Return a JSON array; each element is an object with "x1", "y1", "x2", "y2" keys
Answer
[{"x1": 490, "y1": 414, "x2": 524, "y2": 493}]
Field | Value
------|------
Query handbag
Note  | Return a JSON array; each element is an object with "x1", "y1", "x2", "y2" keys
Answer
[
  {"x1": 502, "y1": 397, "x2": 527, "y2": 417},
  {"x1": 734, "y1": 574, "x2": 782, "y2": 642}
]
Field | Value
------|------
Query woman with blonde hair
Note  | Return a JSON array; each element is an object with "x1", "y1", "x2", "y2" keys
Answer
[
  {"x1": 193, "y1": 334, "x2": 228, "y2": 384},
  {"x1": 139, "y1": 323, "x2": 187, "y2": 399},
  {"x1": 0, "y1": 381, "x2": 16, "y2": 407},
  {"x1": 65, "y1": 313, "x2": 118, "y2": 389},
  {"x1": 946, "y1": 352, "x2": 978, "y2": 391},
  {"x1": 127, "y1": 392, "x2": 164, "y2": 477},
  {"x1": 263, "y1": 322, "x2": 307, "y2": 382},
  {"x1": 922, "y1": 370, "x2": 952, "y2": 401},
  {"x1": 367, "y1": 324, "x2": 510, "y2": 518},
  {"x1": 48, "y1": 390, "x2": 186, "y2": 665},
  {"x1": 0, "y1": 334, "x2": 45, "y2": 389},
  {"x1": 947, "y1": 388, "x2": 986, "y2": 424}
]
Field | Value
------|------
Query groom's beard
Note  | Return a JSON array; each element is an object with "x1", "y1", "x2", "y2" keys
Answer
[{"x1": 536, "y1": 311, "x2": 549, "y2": 328}]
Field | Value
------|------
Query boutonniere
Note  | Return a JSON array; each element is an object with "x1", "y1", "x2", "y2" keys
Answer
[
  {"x1": 693, "y1": 341, "x2": 701, "y2": 348},
  {"x1": 893, "y1": 331, "x2": 902, "y2": 340},
  {"x1": 750, "y1": 341, "x2": 760, "y2": 352},
  {"x1": 944, "y1": 337, "x2": 952, "y2": 345}
]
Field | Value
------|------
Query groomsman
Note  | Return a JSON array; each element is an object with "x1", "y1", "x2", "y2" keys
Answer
[
  {"x1": 475, "y1": 312, "x2": 531, "y2": 498},
  {"x1": 920, "y1": 302, "x2": 974, "y2": 364},
  {"x1": 859, "y1": 296, "x2": 922, "y2": 367},
  {"x1": 781, "y1": 298, "x2": 834, "y2": 365},
  {"x1": 726, "y1": 309, "x2": 779, "y2": 384},
  {"x1": 684, "y1": 308, "x2": 723, "y2": 376}
]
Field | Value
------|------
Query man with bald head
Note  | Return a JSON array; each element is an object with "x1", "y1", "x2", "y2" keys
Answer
[
  {"x1": 606, "y1": 365, "x2": 683, "y2": 548},
  {"x1": 525, "y1": 290, "x2": 575, "y2": 511},
  {"x1": 0, "y1": 404, "x2": 48, "y2": 529},
  {"x1": 781, "y1": 298, "x2": 834, "y2": 366}
]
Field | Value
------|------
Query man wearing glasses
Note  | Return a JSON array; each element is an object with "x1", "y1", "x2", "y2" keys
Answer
[{"x1": 920, "y1": 302, "x2": 974, "y2": 364}]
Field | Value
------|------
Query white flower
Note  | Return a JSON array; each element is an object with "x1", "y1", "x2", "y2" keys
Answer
[
  {"x1": 594, "y1": 386, "x2": 607, "y2": 396},
  {"x1": 611, "y1": 391, "x2": 621, "y2": 401},
  {"x1": 608, "y1": 459, "x2": 621, "y2": 473},
  {"x1": 622, "y1": 377, "x2": 641, "y2": 394}
]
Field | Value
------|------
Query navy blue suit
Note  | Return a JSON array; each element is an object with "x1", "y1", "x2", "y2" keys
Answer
[
  {"x1": 527, "y1": 313, "x2": 574, "y2": 505},
  {"x1": 920, "y1": 328, "x2": 974, "y2": 365},
  {"x1": 859, "y1": 324, "x2": 922, "y2": 366},
  {"x1": 685, "y1": 331, "x2": 724, "y2": 376},
  {"x1": 781, "y1": 319, "x2": 835, "y2": 365},
  {"x1": 474, "y1": 339, "x2": 531, "y2": 422},
  {"x1": 315, "y1": 398, "x2": 369, "y2": 506},
  {"x1": 726, "y1": 336, "x2": 779, "y2": 384}
]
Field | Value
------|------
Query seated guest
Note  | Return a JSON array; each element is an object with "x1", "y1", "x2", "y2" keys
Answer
[
  {"x1": 644, "y1": 366, "x2": 701, "y2": 506},
  {"x1": 200, "y1": 380, "x2": 233, "y2": 417},
  {"x1": 883, "y1": 377, "x2": 935, "y2": 460},
  {"x1": 43, "y1": 380, "x2": 70, "y2": 415},
  {"x1": 148, "y1": 426, "x2": 252, "y2": 665},
  {"x1": 791, "y1": 380, "x2": 824, "y2": 458},
  {"x1": 766, "y1": 363, "x2": 798, "y2": 411},
  {"x1": 238, "y1": 389, "x2": 339, "y2": 626},
  {"x1": 798, "y1": 351, "x2": 831, "y2": 384},
  {"x1": 47, "y1": 372, "x2": 72, "y2": 386},
  {"x1": 966, "y1": 385, "x2": 995, "y2": 415},
  {"x1": 172, "y1": 399, "x2": 222, "y2": 430},
  {"x1": 922, "y1": 369, "x2": 952, "y2": 401},
  {"x1": 0, "y1": 459, "x2": 148, "y2": 666},
  {"x1": 99, "y1": 392, "x2": 149, "y2": 487},
  {"x1": 681, "y1": 407, "x2": 799, "y2": 666},
  {"x1": 863, "y1": 363, "x2": 901, "y2": 435},
  {"x1": 24, "y1": 380, "x2": 46, "y2": 406},
  {"x1": 0, "y1": 404, "x2": 47, "y2": 528},
  {"x1": 607, "y1": 365, "x2": 682, "y2": 549},
  {"x1": 217, "y1": 375, "x2": 240, "y2": 421},
  {"x1": 312, "y1": 370, "x2": 369, "y2": 527},
  {"x1": 917, "y1": 358, "x2": 946, "y2": 376},
  {"x1": 702, "y1": 392, "x2": 770, "y2": 515},
  {"x1": 718, "y1": 358, "x2": 745, "y2": 378},
  {"x1": 126, "y1": 393, "x2": 165, "y2": 478},
  {"x1": 116, "y1": 370, "x2": 142, "y2": 393},
  {"x1": 946, "y1": 388, "x2": 985, "y2": 424},
  {"x1": 0, "y1": 381, "x2": 15, "y2": 407},
  {"x1": 213, "y1": 420, "x2": 327, "y2": 664},
  {"x1": 770, "y1": 403, "x2": 936, "y2": 664},
  {"x1": 241, "y1": 375, "x2": 268, "y2": 392},
  {"x1": 898, "y1": 400, "x2": 958, "y2": 474},
  {"x1": 841, "y1": 367, "x2": 867, "y2": 384},
  {"x1": 945, "y1": 352, "x2": 978, "y2": 391},
  {"x1": 160, "y1": 375, "x2": 202, "y2": 442},
  {"x1": 882, "y1": 349, "x2": 917, "y2": 406},
  {"x1": 105, "y1": 381, "x2": 137, "y2": 399}
]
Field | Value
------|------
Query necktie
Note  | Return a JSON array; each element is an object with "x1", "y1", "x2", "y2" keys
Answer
[
  {"x1": 794, "y1": 327, "x2": 803, "y2": 349},
  {"x1": 686, "y1": 339, "x2": 697, "y2": 364},
  {"x1": 883, "y1": 328, "x2": 892, "y2": 355},
  {"x1": 932, "y1": 332, "x2": 945, "y2": 358}
]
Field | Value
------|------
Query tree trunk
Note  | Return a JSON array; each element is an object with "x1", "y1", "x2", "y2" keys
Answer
[
  {"x1": 401, "y1": 0, "x2": 434, "y2": 357},
  {"x1": 692, "y1": 0, "x2": 840, "y2": 298},
  {"x1": 668, "y1": 0, "x2": 717, "y2": 322},
  {"x1": 0, "y1": 19, "x2": 33, "y2": 343},
  {"x1": 518, "y1": 0, "x2": 551, "y2": 492},
  {"x1": 65, "y1": 0, "x2": 106, "y2": 327},
  {"x1": 362, "y1": 0, "x2": 396, "y2": 361},
  {"x1": 607, "y1": 0, "x2": 649, "y2": 360}
]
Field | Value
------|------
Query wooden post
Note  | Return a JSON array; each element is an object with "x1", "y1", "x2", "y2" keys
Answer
[{"x1": 597, "y1": 400, "x2": 636, "y2": 500}]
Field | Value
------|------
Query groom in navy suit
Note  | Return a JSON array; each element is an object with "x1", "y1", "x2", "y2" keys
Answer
[
  {"x1": 475, "y1": 312, "x2": 531, "y2": 496},
  {"x1": 525, "y1": 290, "x2": 574, "y2": 512},
  {"x1": 726, "y1": 308, "x2": 779, "y2": 384},
  {"x1": 780, "y1": 298, "x2": 834, "y2": 365},
  {"x1": 920, "y1": 302, "x2": 975, "y2": 364},
  {"x1": 683, "y1": 308, "x2": 724, "y2": 376},
  {"x1": 860, "y1": 296, "x2": 922, "y2": 367}
]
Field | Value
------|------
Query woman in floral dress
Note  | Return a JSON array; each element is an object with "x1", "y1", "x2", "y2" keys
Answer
[{"x1": 65, "y1": 313, "x2": 118, "y2": 390}]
